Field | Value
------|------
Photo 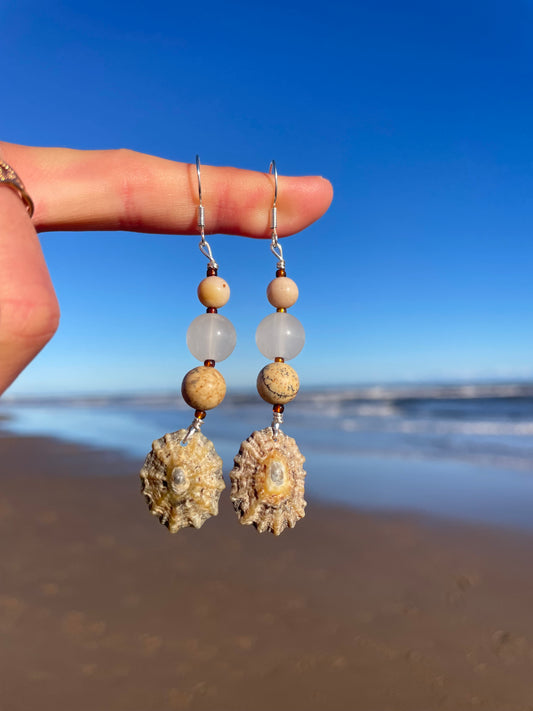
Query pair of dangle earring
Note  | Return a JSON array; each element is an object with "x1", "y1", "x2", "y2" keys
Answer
[{"x1": 139, "y1": 158, "x2": 307, "y2": 536}]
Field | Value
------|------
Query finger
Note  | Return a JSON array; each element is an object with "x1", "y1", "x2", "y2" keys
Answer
[
  {"x1": 0, "y1": 143, "x2": 333, "y2": 237},
  {"x1": 0, "y1": 186, "x2": 60, "y2": 395}
]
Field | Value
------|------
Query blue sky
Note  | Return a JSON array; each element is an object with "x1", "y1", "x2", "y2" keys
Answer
[{"x1": 3, "y1": 0, "x2": 533, "y2": 394}]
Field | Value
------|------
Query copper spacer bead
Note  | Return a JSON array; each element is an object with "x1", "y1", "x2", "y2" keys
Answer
[
  {"x1": 207, "y1": 267, "x2": 218, "y2": 277},
  {"x1": 206, "y1": 307, "x2": 218, "y2": 314},
  {"x1": 204, "y1": 359, "x2": 216, "y2": 367},
  {"x1": 276, "y1": 268, "x2": 286, "y2": 278},
  {"x1": 273, "y1": 404, "x2": 285, "y2": 414},
  {"x1": 194, "y1": 410, "x2": 207, "y2": 419},
  {"x1": 275, "y1": 357, "x2": 285, "y2": 363},
  {"x1": 276, "y1": 307, "x2": 287, "y2": 313}
]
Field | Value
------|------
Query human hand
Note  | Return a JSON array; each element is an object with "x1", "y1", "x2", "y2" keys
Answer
[{"x1": 0, "y1": 142, "x2": 333, "y2": 395}]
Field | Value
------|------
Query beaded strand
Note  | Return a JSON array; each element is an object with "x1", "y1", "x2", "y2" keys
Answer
[
  {"x1": 180, "y1": 160, "x2": 236, "y2": 444},
  {"x1": 255, "y1": 162, "x2": 305, "y2": 438}
]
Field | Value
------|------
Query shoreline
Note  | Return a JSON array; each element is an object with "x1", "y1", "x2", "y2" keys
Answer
[
  {"x1": 3, "y1": 409, "x2": 533, "y2": 533},
  {"x1": 1, "y1": 434, "x2": 533, "y2": 709}
]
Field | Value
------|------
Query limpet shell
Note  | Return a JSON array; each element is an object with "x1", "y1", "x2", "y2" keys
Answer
[
  {"x1": 140, "y1": 429, "x2": 224, "y2": 532},
  {"x1": 230, "y1": 428, "x2": 306, "y2": 536}
]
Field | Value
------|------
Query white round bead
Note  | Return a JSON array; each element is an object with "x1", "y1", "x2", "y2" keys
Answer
[
  {"x1": 255, "y1": 312, "x2": 305, "y2": 360},
  {"x1": 186, "y1": 313, "x2": 236, "y2": 362}
]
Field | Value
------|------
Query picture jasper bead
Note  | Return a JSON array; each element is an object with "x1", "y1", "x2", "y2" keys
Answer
[
  {"x1": 267, "y1": 276, "x2": 299, "y2": 309},
  {"x1": 197, "y1": 276, "x2": 230, "y2": 308},
  {"x1": 256, "y1": 362, "x2": 300, "y2": 405},
  {"x1": 182, "y1": 366, "x2": 226, "y2": 410}
]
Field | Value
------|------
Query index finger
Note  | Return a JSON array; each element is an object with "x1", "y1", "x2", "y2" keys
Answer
[{"x1": 0, "y1": 143, "x2": 333, "y2": 237}]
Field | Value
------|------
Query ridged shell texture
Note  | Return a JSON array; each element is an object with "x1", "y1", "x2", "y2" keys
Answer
[
  {"x1": 230, "y1": 428, "x2": 306, "y2": 535},
  {"x1": 140, "y1": 430, "x2": 224, "y2": 532}
]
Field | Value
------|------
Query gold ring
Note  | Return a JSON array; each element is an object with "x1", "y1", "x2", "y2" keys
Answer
[{"x1": 0, "y1": 159, "x2": 34, "y2": 217}]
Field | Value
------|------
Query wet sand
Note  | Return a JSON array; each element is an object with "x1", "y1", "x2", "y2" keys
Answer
[{"x1": 1, "y1": 433, "x2": 533, "y2": 710}]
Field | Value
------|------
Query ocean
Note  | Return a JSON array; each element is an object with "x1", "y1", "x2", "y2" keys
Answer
[{"x1": 2, "y1": 383, "x2": 533, "y2": 530}]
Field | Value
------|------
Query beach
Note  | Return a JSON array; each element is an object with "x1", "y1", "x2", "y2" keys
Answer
[{"x1": 2, "y1": 433, "x2": 533, "y2": 710}]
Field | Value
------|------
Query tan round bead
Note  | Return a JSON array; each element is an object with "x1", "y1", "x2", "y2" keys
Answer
[
  {"x1": 266, "y1": 277, "x2": 299, "y2": 309},
  {"x1": 197, "y1": 276, "x2": 230, "y2": 308},
  {"x1": 256, "y1": 362, "x2": 300, "y2": 405},
  {"x1": 181, "y1": 366, "x2": 226, "y2": 410}
]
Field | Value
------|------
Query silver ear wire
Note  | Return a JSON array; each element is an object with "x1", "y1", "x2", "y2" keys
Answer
[
  {"x1": 196, "y1": 155, "x2": 204, "y2": 229},
  {"x1": 269, "y1": 159, "x2": 278, "y2": 207},
  {"x1": 269, "y1": 160, "x2": 285, "y2": 270},
  {"x1": 196, "y1": 155, "x2": 218, "y2": 269}
]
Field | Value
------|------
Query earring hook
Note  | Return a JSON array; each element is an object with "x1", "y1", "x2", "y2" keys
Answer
[
  {"x1": 269, "y1": 159, "x2": 284, "y2": 269},
  {"x1": 196, "y1": 154, "x2": 203, "y2": 205},
  {"x1": 269, "y1": 160, "x2": 278, "y2": 207},
  {"x1": 195, "y1": 155, "x2": 218, "y2": 269}
]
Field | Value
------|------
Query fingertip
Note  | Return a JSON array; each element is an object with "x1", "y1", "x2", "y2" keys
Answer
[
  {"x1": 277, "y1": 175, "x2": 334, "y2": 237},
  {"x1": 319, "y1": 176, "x2": 334, "y2": 209},
  {"x1": 297, "y1": 175, "x2": 334, "y2": 211}
]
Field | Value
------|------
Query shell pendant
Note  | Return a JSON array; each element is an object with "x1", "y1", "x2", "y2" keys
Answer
[
  {"x1": 140, "y1": 429, "x2": 224, "y2": 532},
  {"x1": 230, "y1": 428, "x2": 307, "y2": 536}
]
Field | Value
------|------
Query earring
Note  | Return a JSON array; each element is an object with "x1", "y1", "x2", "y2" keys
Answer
[
  {"x1": 230, "y1": 161, "x2": 307, "y2": 536},
  {"x1": 139, "y1": 156, "x2": 236, "y2": 532}
]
